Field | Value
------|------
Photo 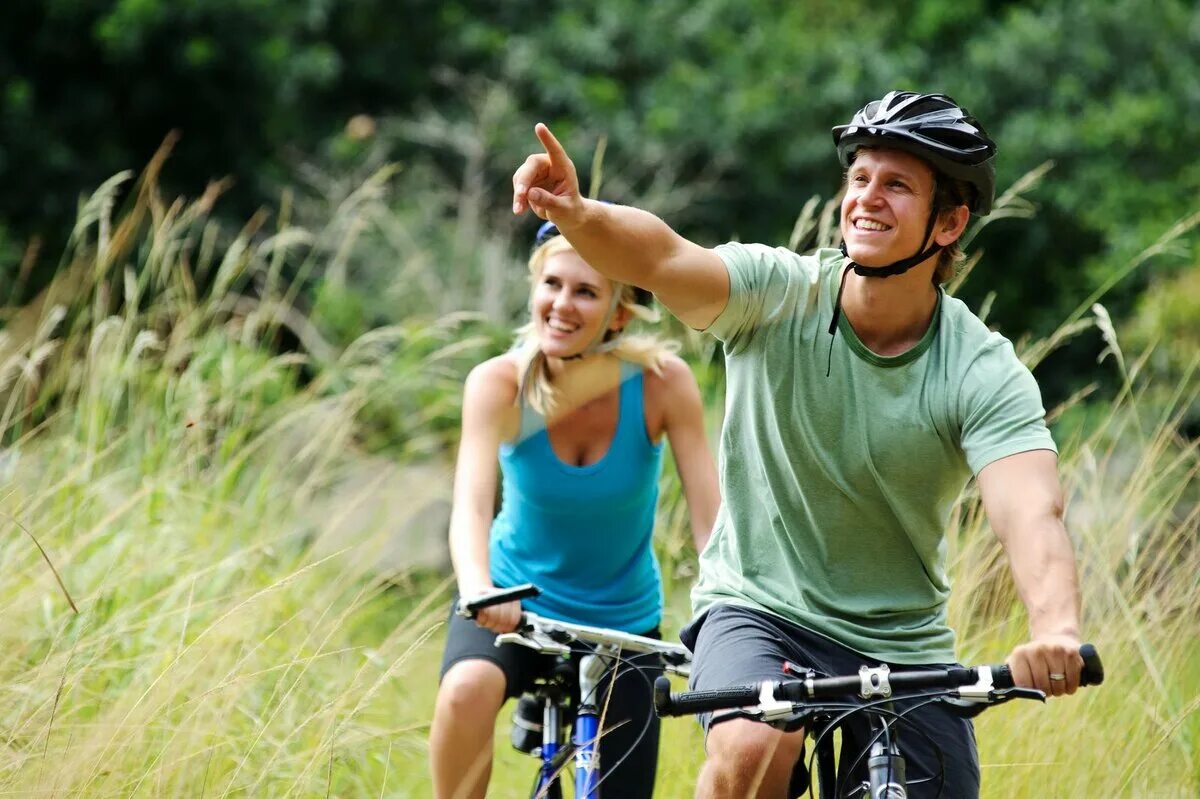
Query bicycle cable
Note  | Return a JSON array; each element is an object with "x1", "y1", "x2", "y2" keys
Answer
[
  {"x1": 814, "y1": 691, "x2": 949, "y2": 799},
  {"x1": 549, "y1": 639, "x2": 673, "y2": 795},
  {"x1": 850, "y1": 695, "x2": 950, "y2": 799}
]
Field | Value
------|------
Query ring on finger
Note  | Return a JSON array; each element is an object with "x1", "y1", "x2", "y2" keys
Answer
[{"x1": 1048, "y1": 672, "x2": 1067, "y2": 681}]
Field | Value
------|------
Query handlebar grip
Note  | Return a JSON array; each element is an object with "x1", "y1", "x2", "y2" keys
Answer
[
  {"x1": 989, "y1": 643, "x2": 1104, "y2": 689},
  {"x1": 1080, "y1": 643, "x2": 1104, "y2": 686},
  {"x1": 991, "y1": 664, "x2": 1015, "y2": 689},
  {"x1": 653, "y1": 676, "x2": 762, "y2": 717},
  {"x1": 457, "y1": 583, "x2": 541, "y2": 618}
]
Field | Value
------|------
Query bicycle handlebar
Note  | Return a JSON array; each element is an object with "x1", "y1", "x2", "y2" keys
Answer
[
  {"x1": 654, "y1": 644, "x2": 1104, "y2": 717},
  {"x1": 989, "y1": 643, "x2": 1104, "y2": 689},
  {"x1": 456, "y1": 583, "x2": 542, "y2": 617},
  {"x1": 456, "y1": 583, "x2": 692, "y2": 673}
]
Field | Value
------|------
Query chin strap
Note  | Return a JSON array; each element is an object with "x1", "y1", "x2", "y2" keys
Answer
[{"x1": 826, "y1": 211, "x2": 943, "y2": 376}]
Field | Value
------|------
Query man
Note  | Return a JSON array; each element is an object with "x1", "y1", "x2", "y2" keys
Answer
[{"x1": 512, "y1": 91, "x2": 1085, "y2": 798}]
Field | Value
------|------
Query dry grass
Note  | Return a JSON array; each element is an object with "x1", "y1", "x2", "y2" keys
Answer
[{"x1": 0, "y1": 160, "x2": 1196, "y2": 797}]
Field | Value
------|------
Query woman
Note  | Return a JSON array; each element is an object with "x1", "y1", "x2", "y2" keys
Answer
[{"x1": 429, "y1": 221, "x2": 720, "y2": 798}]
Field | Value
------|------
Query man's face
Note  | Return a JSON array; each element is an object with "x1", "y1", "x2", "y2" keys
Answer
[{"x1": 840, "y1": 148, "x2": 939, "y2": 269}]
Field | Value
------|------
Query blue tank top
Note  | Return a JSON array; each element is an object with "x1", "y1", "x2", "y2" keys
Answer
[{"x1": 489, "y1": 360, "x2": 665, "y2": 633}]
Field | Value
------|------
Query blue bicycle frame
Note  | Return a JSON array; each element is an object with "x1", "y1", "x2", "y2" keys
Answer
[
  {"x1": 532, "y1": 695, "x2": 565, "y2": 798},
  {"x1": 531, "y1": 653, "x2": 606, "y2": 799},
  {"x1": 458, "y1": 585, "x2": 691, "y2": 799}
]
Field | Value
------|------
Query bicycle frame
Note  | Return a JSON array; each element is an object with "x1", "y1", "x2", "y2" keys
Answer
[
  {"x1": 523, "y1": 641, "x2": 665, "y2": 798},
  {"x1": 459, "y1": 584, "x2": 692, "y2": 799},
  {"x1": 530, "y1": 693, "x2": 564, "y2": 798}
]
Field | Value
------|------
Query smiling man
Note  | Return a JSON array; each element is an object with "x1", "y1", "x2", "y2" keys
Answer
[{"x1": 511, "y1": 91, "x2": 1085, "y2": 798}]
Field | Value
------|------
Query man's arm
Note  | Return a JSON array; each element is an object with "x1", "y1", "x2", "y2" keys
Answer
[
  {"x1": 513, "y1": 123, "x2": 729, "y2": 329},
  {"x1": 977, "y1": 449, "x2": 1085, "y2": 697}
]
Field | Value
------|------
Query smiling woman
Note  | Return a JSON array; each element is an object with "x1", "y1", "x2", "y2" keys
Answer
[
  {"x1": 426, "y1": 227, "x2": 721, "y2": 799},
  {"x1": 514, "y1": 232, "x2": 672, "y2": 416}
]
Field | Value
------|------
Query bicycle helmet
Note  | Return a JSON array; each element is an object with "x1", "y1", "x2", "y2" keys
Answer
[
  {"x1": 822, "y1": 92, "x2": 997, "y2": 375},
  {"x1": 832, "y1": 91, "x2": 996, "y2": 216}
]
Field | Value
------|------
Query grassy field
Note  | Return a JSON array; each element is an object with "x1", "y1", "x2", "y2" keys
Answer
[{"x1": 1, "y1": 168, "x2": 1197, "y2": 797}]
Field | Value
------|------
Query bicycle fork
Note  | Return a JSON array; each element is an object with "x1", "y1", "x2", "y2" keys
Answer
[
  {"x1": 535, "y1": 696, "x2": 564, "y2": 798},
  {"x1": 866, "y1": 738, "x2": 907, "y2": 799},
  {"x1": 863, "y1": 705, "x2": 906, "y2": 799}
]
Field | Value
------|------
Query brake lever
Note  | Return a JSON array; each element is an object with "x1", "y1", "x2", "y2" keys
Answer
[
  {"x1": 494, "y1": 629, "x2": 571, "y2": 657},
  {"x1": 991, "y1": 686, "x2": 1046, "y2": 704},
  {"x1": 942, "y1": 685, "x2": 1046, "y2": 718},
  {"x1": 709, "y1": 707, "x2": 803, "y2": 732}
]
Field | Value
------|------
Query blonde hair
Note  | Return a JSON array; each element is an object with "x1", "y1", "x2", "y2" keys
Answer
[{"x1": 513, "y1": 235, "x2": 678, "y2": 415}]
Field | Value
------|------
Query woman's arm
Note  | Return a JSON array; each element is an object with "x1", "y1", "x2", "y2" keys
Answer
[
  {"x1": 654, "y1": 356, "x2": 721, "y2": 553},
  {"x1": 447, "y1": 357, "x2": 521, "y2": 633}
]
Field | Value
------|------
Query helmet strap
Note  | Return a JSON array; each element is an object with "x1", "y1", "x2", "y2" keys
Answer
[
  {"x1": 838, "y1": 207, "x2": 943, "y2": 280},
  {"x1": 826, "y1": 209, "x2": 943, "y2": 376}
]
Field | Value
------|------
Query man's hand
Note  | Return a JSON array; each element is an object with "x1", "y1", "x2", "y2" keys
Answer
[
  {"x1": 512, "y1": 123, "x2": 587, "y2": 229},
  {"x1": 1006, "y1": 633, "x2": 1085, "y2": 697}
]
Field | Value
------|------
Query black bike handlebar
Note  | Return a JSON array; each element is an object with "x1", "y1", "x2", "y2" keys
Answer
[
  {"x1": 988, "y1": 642, "x2": 1104, "y2": 689},
  {"x1": 653, "y1": 681, "x2": 763, "y2": 716},
  {"x1": 456, "y1": 583, "x2": 542, "y2": 618},
  {"x1": 654, "y1": 644, "x2": 1104, "y2": 717}
]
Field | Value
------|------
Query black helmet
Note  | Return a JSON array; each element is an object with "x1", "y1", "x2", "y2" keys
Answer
[{"x1": 832, "y1": 91, "x2": 997, "y2": 215}]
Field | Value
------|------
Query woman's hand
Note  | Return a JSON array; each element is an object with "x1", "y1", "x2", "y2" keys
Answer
[
  {"x1": 512, "y1": 123, "x2": 587, "y2": 230},
  {"x1": 476, "y1": 599, "x2": 522, "y2": 634},
  {"x1": 460, "y1": 584, "x2": 523, "y2": 634}
]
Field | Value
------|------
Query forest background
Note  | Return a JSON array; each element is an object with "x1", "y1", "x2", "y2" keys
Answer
[{"x1": 1, "y1": 1, "x2": 1197, "y2": 796}]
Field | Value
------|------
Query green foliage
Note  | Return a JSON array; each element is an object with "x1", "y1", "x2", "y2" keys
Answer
[
  {"x1": 5, "y1": 1, "x2": 1198, "y2": 408},
  {"x1": 1124, "y1": 259, "x2": 1200, "y2": 432},
  {"x1": 405, "y1": 1, "x2": 1197, "y2": 396},
  {"x1": 311, "y1": 312, "x2": 510, "y2": 457},
  {"x1": 0, "y1": 0, "x2": 449, "y2": 273}
]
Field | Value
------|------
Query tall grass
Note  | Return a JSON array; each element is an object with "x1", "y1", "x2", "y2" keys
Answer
[{"x1": 1, "y1": 153, "x2": 1197, "y2": 798}]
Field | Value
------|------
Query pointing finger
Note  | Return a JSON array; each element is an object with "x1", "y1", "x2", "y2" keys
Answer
[{"x1": 535, "y1": 123, "x2": 571, "y2": 168}]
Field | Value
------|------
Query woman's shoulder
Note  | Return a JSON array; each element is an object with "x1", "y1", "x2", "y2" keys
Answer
[
  {"x1": 638, "y1": 353, "x2": 699, "y2": 401},
  {"x1": 464, "y1": 353, "x2": 521, "y2": 410}
]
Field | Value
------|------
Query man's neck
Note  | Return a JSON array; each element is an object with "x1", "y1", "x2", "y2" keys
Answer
[{"x1": 840, "y1": 263, "x2": 940, "y2": 356}]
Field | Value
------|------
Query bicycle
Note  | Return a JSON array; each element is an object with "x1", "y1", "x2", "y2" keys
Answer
[
  {"x1": 653, "y1": 644, "x2": 1104, "y2": 798},
  {"x1": 458, "y1": 583, "x2": 693, "y2": 798}
]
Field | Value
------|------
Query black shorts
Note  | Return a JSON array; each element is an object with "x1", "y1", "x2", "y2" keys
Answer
[
  {"x1": 681, "y1": 604, "x2": 980, "y2": 799},
  {"x1": 439, "y1": 601, "x2": 664, "y2": 799}
]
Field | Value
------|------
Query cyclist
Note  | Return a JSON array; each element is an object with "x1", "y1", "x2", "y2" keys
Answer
[
  {"x1": 511, "y1": 91, "x2": 1086, "y2": 798},
  {"x1": 429, "y1": 223, "x2": 721, "y2": 798}
]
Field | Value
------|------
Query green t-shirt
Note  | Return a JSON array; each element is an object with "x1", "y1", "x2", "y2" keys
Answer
[{"x1": 692, "y1": 243, "x2": 1057, "y2": 664}]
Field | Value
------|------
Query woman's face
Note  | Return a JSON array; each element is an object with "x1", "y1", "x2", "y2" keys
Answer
[{"x1": 531, "y1": 249, "x2": 626, "y2": 359}]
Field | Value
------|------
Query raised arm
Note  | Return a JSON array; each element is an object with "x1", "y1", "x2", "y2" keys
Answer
[
  {"x1": 651, "y1": 356, "x2": 720, "y2": 553},
  {"x1": 977, "y1": 449, "x2": 1084, "y2": 697},
  {"x1": 513, "y1": 123, "x2": 730, "y2": 330},
  {"x1": 447, "y1": 358, "x2": 521, "y2": 633}
]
